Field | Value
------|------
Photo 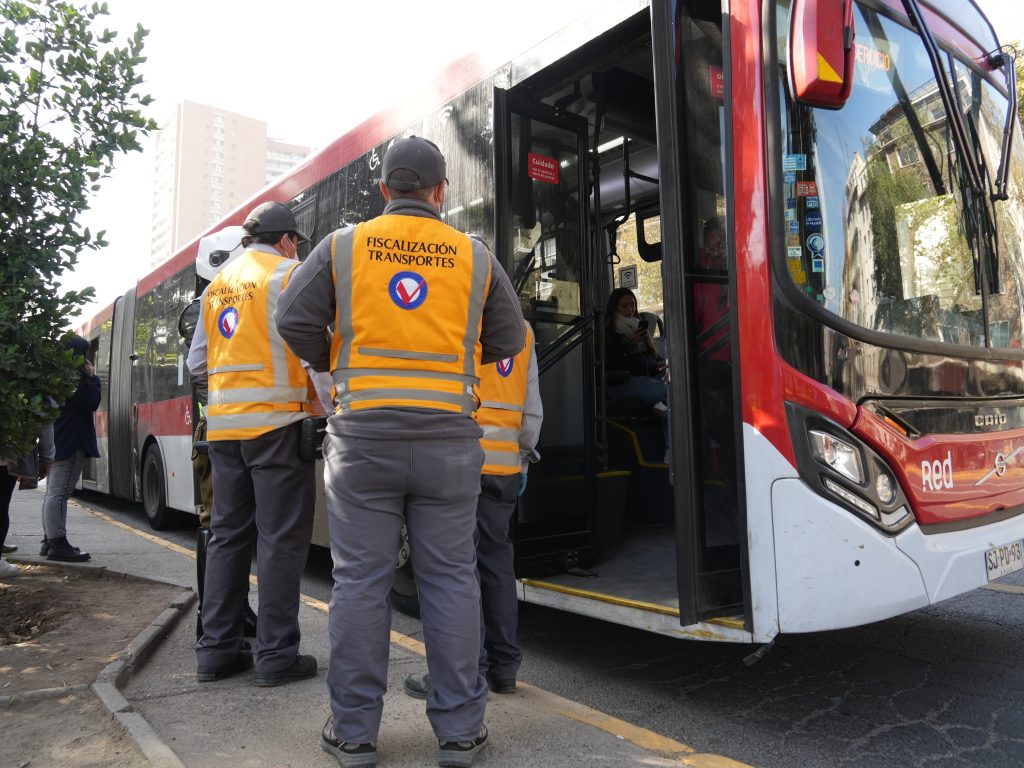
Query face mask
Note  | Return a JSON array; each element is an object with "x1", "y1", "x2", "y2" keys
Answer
[{"x1": 614, "y1": 313, "x2": 640, "y2": 335}]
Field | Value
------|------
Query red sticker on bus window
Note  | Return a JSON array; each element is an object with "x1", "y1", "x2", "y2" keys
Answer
[
  {"x1": 710, "y1": 65, "x2": 725, "y2": 99},
  {"x1": 528, "y1": 153, "x2": 559, "y2": 184}
]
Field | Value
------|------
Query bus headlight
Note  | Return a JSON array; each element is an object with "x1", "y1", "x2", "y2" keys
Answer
[
  {"x1": 808, "y1": 430, "x2": 864, "y2": 483},
  {"x1": 787, "y1": 403, "x2": 914, "y2": 535}
]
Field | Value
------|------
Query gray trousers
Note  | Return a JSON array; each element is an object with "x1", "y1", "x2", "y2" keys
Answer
[
  {"x1": 325, "y1": 434, "x2": 487, "y2": 744},
  {"x1": 42, "y1": 448, "x2": 85, "y2": 540},
  {"x1": 476, "y1": 473, "x2": 522, "y2": 681},
  {"x1": 196, "y1": 422, "x2": 314, "y2": 674}
]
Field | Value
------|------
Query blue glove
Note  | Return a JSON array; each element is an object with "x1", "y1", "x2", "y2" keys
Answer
[{"x1": 517, "y1": 472, "x2": 528, "y2": 496}]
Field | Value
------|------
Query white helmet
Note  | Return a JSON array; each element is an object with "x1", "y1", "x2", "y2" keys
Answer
[{"x1": 195, "y1": 226, "x2": 246, "y2": 281}]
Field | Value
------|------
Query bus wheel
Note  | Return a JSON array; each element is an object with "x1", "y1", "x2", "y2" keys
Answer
[
  {"x1": 390, "y1": 562, "x2": 420, "y2": 618},
  {"x1": 142, "y1": 446, "x2": 182, "y2": 530}
]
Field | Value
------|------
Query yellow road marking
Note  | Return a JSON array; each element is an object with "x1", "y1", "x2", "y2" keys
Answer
[{"x1": 77, "y1": 499, "x2": 754, "y2": 768}]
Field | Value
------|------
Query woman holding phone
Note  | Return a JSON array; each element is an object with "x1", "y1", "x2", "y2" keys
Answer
[{"x1": 604, "y1": 287, "x2": 668, "y2": 411}]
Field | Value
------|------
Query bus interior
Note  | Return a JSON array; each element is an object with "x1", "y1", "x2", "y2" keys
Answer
[{"x1": 501, "y1": 5, "x2": 746, "y2": 629}]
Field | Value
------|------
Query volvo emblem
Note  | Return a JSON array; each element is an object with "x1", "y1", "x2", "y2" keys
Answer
[
  {"x1": 974, "y1": 446, "x2": 1023, "y2": 486},
  {"x1": 994, "y1": 453, "x2": 1007, "y2": 477}
]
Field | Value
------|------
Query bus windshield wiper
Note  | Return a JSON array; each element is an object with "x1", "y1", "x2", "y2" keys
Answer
[
  {"x1": 901, "y1": 0, "x2": 984, "y2": 198},
  {"x1": 987, "y1": 46, "x2": 1017, "y2": 201}
]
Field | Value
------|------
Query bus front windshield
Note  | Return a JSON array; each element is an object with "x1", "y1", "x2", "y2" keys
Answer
[{"x1": 775, "y1": 0, "x2": 1024, "y2": 351}]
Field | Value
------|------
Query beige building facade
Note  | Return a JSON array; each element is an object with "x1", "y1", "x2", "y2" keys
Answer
[{"x1": 149, "y1": 101, "x2": 310, "y2": 267}]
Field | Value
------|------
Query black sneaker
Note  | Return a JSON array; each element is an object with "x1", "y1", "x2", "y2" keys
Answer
[
  {"x1": 45, "y1": 536, "x2": 90, "y2": 562},
  {"x1": 403, "y1": 671, "x2": 431, "y2": 699},
  {"x1": 196, "y1": 651, "x2": 253, "y2": 682},
  {"x1": 254, "y1": 653, "x2": 317, "y2": 687},
  {"x1": 39, "y1": 537, "x2": 50, "y2": 556},
  {"x1": 321, "y1": 715, "x2": 377, "y2": 767},
  {"x1": 438, "y1": 724, "x2": 488, "y2": 767},
  {"x1": 2, "y1": 544, "x2": 17, "y2": 554}
]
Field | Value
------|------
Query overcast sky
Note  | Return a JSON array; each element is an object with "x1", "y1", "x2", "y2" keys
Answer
[{"x1": 64, "y1": 0, "x2": 1024, "y2": 322}]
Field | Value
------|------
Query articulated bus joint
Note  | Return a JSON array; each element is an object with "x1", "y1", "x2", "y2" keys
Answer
[{"x1": 785, "y1": 402, "x2": 913, "y2": 534}]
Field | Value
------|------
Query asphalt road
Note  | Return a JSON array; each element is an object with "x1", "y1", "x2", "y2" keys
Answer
[{"x1": 83, "y1": 491, "x2": 1024, "y2": 768}]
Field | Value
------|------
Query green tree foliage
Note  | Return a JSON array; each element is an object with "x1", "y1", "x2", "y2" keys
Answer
[
  {"x1": 864, "y1": 156, "x2": 927, "y2": 302},
  {"x1": 0, "y1": 0, "x2": 155, "y2": 457}
]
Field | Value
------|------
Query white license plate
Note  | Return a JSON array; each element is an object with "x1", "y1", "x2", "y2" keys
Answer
[{"x1": 985, "y1": 540, "x2": 1024, "y2": 581}]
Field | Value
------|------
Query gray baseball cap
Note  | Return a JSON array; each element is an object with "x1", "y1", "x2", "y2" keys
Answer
[
  {"x1": 381, "y1": 136, "x2": 447, "y2": 191},
  {"x1": 243, "y1": 201, "x2": 309, "y2": 242}
]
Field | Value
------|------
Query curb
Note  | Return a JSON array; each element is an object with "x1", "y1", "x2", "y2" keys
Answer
[
  {"x1": 95, "y1": 587, "x2": 196, "y2": 768},
  {"x1": 3, "y1": 561, "x2": 195, "y2": 767}
]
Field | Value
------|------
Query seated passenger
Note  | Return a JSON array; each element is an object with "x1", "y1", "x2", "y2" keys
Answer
[{"x1": 605, "y1": 287, "x2": 667, "y2": 410}]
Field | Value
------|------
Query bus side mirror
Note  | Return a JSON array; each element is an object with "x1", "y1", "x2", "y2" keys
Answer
[{"x1": 789, "y1": 0, "x2": 855, "y2": 109}]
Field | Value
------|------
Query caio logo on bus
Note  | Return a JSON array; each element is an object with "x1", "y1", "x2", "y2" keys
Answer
[{"x1": 921, "y1": 450, "x2": 954, "y2": 492}]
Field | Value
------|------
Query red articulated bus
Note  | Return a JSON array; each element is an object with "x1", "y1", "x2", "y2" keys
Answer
[{"x1": 79, "y1": 0, "x2": 1024, "y2": 643}]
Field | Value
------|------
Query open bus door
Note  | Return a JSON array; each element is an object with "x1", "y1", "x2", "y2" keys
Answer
[
  {"x1": 651, "y1": 0, "x2": 748, "y2": 630},
  {"x1": 494, "y1": 91, "x2": 600, "y2": 576}
]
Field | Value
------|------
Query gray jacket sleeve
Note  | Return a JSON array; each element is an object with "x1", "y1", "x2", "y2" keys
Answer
[
  {"x1": 186, "y1": 295, "x2": 208, "y2": 377},
  {"x1": 478, "y1": 240, "x2": 526, "y2": 364},
  {"x1": 275, "y1": 233, "x2": 337, "y2": 372},
  {"x1": 519, "y1": 342, "x2": 542, "y2": 472}
]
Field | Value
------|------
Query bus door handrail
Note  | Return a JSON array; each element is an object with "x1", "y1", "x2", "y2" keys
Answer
[{"x1": 535, "y1": 313, "x2": 594, "y2": 376}]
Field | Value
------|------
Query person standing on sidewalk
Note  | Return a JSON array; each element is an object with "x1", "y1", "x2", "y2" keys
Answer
[
  {"x1": 177, "y1": 225, "x2": 258, "y2": 641},
  {"x1": 187, "y1": 201, "x2": 319, "y2": 687},
  {"x1": 275, "y1": 135, "x2": 525, "y2": 768},
  {"x1": 2, "y1": 423, "x2": 54, "y2": 576},
  {"x1": 40, "y1": 335, "x2": 99, "y2": 562},
  {"x1": 403, "y1": 322, "x2": 542, "y2": 701}
]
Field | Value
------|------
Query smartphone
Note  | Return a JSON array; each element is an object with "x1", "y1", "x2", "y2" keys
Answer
[{"x1": 637, "y1": 319, "x2": 649, "y2": 331}]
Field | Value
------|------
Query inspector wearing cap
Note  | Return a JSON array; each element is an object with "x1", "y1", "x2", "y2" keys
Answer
[
  {"x1": 275, "y1": 135, "x2": 525, "y2": 767},
  {"x1": 177, "y1": 225, "x2": 259, "y2": 643},
  {"x1": 187, "y1": 200, "x2": 321, "y2": 688}
]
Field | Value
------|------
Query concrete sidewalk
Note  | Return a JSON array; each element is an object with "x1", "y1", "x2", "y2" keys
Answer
[{"x1": 5, "y1": 490, "x2": 740, "y2": 768}]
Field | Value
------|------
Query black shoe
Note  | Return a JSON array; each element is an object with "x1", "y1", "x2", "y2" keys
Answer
[
  {"x1": 45, "y1": 536, "x2": 90, "y2": 562},
  {"x1": 437, "y1": 724, "x2": 488, "y2": 768},
  {"x1": 486, "y1": 673, "x2": 516, "y2": 694},
  {"x1": 39, "y1": 537, "x2": 50, "y2": 556},
  {"x1": 196, "y1": 651, "x2": 253, "y2": 682},
  {"x1": 321, "y1": 715, "x2": 378, "y2": 767},
  {"x1": 403, "y1": 672, "x2": 431, "y2": 699},
  {"x1": 2, "y1": 544, "x2": 17, "y2": 554},
  {"x1": 254, "y1": 653, "x2": 317, "y2": 687}
]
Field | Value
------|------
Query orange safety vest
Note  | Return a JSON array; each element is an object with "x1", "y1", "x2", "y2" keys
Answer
[
  {"x1": 477, "y1": 325, "x2": 534, "y2": 475},
  {"x1": 329, "y1": 214, "x2": 491, "y2": 415},
  {"x1": 203, "y1": 249, "x2": 315, "y2": 441}
]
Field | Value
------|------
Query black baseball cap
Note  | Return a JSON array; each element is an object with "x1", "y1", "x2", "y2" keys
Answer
[
  {"x1": 381, "y1": 136, "x2": 447, "y2": 191},
  {"x1": 243, "y1": 201, "x2": 310, "y2": 242}
]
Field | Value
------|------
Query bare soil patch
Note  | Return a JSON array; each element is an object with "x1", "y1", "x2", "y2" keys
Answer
[{"x1": 1, "y1": 563, "x2": 187, "y2": 768}]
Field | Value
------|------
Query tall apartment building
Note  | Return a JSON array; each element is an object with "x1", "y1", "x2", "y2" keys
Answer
[{"x1": 149, "y1": 101, "x2": 310, "y2": 267}]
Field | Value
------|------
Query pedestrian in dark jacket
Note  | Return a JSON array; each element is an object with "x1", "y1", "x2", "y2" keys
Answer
[{"x1": 41, "y1": 335, "x2": 100, "y2": 562}]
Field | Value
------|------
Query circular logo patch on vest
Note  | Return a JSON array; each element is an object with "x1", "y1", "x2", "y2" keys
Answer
[
  {"x1": 217, "y1": 306, "x2": 239, "y2": 338},
  {"x1": 497, "y1": 358, "x2": 514, "y2": 377},
  {"x1": 388, "y1": 271, "x2": 428, "y2": 310}
]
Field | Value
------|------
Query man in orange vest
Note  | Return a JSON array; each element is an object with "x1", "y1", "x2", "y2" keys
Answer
[
  {"x1": 276, "y1": 136, "x2": 525, "y2": 768},
  {"x1": 403, "y1": 323, "x2": 541, "y2": 700},
  {"x1": 187, "y1": 201, "x2": 319, "y2": 687}
]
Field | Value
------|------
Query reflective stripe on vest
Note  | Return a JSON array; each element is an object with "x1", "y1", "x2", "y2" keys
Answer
[
  {"x1": 478, "y1": 325, "x2": 533, "y2": 475},
  {"x1": 204, "y1": 249, "x2": 313, "y2": 440},
  {"x1": 329, "y1": 217, "x2": 490, "y2": 415}
]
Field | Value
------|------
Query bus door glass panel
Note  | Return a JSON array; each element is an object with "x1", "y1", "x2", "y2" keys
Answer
[
  {"x1": 504, "y1": 106, "x2": 595, "y2": 574},
  {"x1": 671, "y1": 0, "x2": 744, "y2": 618},
  {"x1": 81, "y1": 337, "x2": 102, "y2": 485}
]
